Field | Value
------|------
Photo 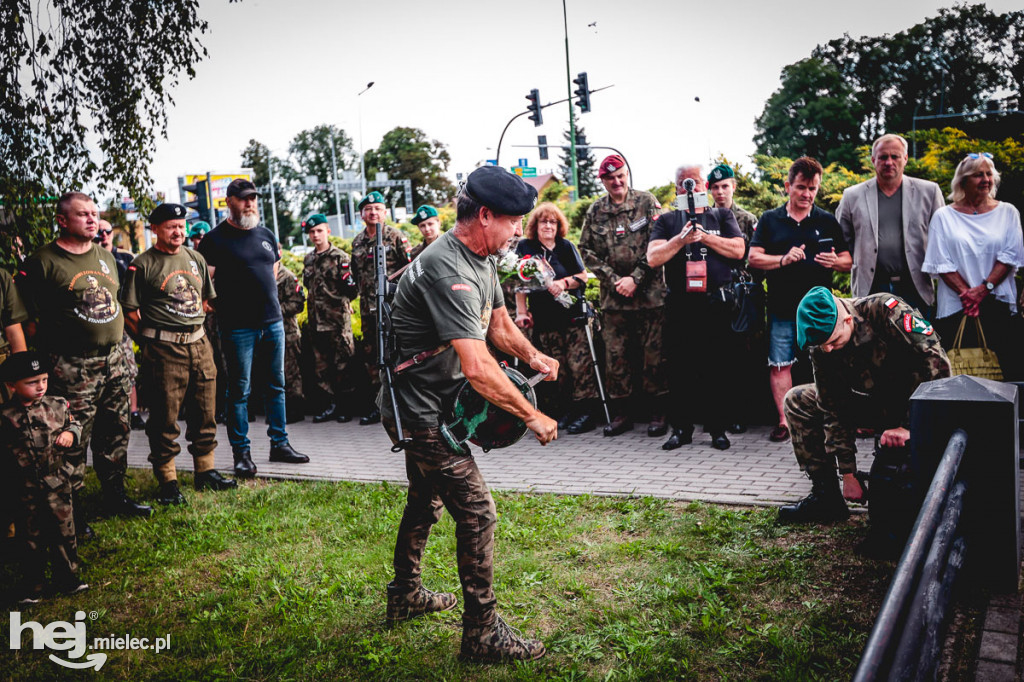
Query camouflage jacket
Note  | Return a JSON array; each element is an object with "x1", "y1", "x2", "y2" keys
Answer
[
  {"x1": 1, "y1": 395, "x2": 81, "y2": 490},
  {"x1": 578, "y1": 189, "x2": 665, "y2": 310},
  {"x1": 810, "y1": 294, "x2": 951, "y2": 470},
  {"x1": 276, "y1": 265, "x2": 305, "y2": 339},
  {"x1": 302, "y1": 246, "x2": 357, "y2": 333},
  {"x1": 351, "y1": 225, "x2": 411, "y2": 313}
]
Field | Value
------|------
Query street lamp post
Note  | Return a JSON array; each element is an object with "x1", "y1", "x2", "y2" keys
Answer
[
  {"x1": 562, "y1": 0, "x2": 579, "y2": 201},
  {"x1": 356, "y1": 81, "x2": 374, "y2": 231}
]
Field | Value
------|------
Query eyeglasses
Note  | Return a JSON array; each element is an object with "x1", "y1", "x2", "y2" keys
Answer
[
  {"x1": 968, "y1": 152, "x2": 993, "y2": 160},
  {"x1": 96, "y1": 228, "x2": 112, "y2": 235},
  {"x1": 537, "y1": 219, "x2": 559, "y2": 226}
]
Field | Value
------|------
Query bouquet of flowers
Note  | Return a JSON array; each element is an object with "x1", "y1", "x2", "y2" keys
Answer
[{"x1": 496, "y1": 252, "x2": 573, "y2": 308}]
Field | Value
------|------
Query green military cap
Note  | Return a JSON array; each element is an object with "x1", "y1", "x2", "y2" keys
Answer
[
  {"x1": 188, "y1": 221, "x2": 210, "y2": 238},
  {"x1": 302, "y1": 213, "x2": 328, "y2": 232},
  {"x1": 411, "y1": 205, "x2": 438, "y2": 225},
  {"x1": 357, "y1": 191, "x2": 386, "y2": 210},
  {"x1": 707, "y1": 163, "x2": 735, "y2": 184},
  {"x1": 796, "y1": 286, "x2": 838, "y2": 349}
]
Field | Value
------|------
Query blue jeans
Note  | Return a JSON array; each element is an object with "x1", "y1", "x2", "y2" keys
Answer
[
  {"x1": 221, "y1": 320, "x2": 288, "y2": 451},
  {"x1": 767, "y1": 314, "x2": 798, "y2": 367}
]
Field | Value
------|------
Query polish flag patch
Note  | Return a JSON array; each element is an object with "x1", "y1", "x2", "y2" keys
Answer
[{"x1": 885, "y1": 297, "x2": 898, "y2": 309}]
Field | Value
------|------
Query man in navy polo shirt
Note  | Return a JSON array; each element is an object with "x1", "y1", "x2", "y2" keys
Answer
[
  {"x1": 748, "y1": 157, "x2": 852, "y2": 443},
  {"x1": 197, "y1": 179, "x2": 309, "y2": 478}
]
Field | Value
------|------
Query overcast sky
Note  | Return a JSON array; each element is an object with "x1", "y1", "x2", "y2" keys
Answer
[{"x1": 148, "y1": 0, "x2": 1018, "y2": 207}]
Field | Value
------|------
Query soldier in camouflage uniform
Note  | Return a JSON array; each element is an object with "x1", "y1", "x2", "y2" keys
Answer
[
  {"x1": 1, "y1": 351, "x2": 87, "y2": 603},
  {"x1": 301, "y1": 214, "x2": 359, "y2": 423},
  {"x1": 409, "y1": 204, "x2": 442, "y2": 259},
  {"x1": 0, "y1": 268, "x2": 28, "y2": 541},
  {"x1": 276, "y1": 251, "x2": 306, "y2": 423},
  {"x1": 350, "y1": 191, "x2": 411, "y2": 425},
  {"x1": 122, "y1": 203, "x2": 237, "y2": 505},
  {"x1": 578, "y1": 154, "x2": 668, "y2": 437},
  {"x1": 778, "y1": 287, "x2": 951, "y2": 524},
  {"x1": 17, "y1": 192, "x2": 152, "y2": 538}
]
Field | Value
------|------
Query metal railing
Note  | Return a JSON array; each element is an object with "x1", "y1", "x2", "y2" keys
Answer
[{"x1": 853, "y1": 429, "x2": 969, "y2": 682}]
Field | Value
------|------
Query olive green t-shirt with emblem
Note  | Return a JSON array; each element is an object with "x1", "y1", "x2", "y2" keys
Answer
[
  {"x1": 17, "y1": 242, "x2": 124, "y2": 353},
  {"x1": 382, "y1": 231, "x2": 504, "y2": 428},
  {"x1": 0, "y1": 268, "x2": 28, "y2": 352},
  {"x1": 122, "y1": 246, "x2": 216, "y2": 330}
]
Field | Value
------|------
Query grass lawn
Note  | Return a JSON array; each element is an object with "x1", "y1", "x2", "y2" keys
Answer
[{"x1": 2, "y1": 470, "x2": 899, "y2": 681}]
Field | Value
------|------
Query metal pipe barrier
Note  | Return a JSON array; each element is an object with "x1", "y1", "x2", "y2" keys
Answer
[{"x1": 853, "y1": 429, "x2": 968, "y2": 682}]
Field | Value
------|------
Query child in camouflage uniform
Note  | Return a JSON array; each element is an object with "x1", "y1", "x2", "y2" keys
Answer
[{"x1": 1, "y1": 351, "x2": 87, "y2": 604}]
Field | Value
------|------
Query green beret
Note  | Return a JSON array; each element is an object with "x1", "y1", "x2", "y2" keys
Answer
[
  {"x1": 707, "y1": 164, "x2": 735, "y2": 185},
  {"x1": 149, "y1": 203, "x2": 187, "y2": 225},
  {"x1": 411, "y1": 205, "x2": 438, "y2": 225},
  {"x1": 465, "y1": 166, "x2": 537, "y2": 216},
  {"x1": 796, "y1": 287, "x2": 838, "y2": 349},
  {"x1": 358, "y1": 191, "x2": 386, "y2": 210},
  {"x1": 188, "y1": 221, "x2": 210, "y2": 238},
  {"x1": 302, "y1": 213, "x2": 328, "y2": 232},
  {"x1": 0, "y1": 351, "x2": 50, "y2": 383}
]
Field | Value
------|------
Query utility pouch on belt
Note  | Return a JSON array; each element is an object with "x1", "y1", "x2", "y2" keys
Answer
[{"x1": 685, "y1": 246, "x2": 708, "y2": 293}]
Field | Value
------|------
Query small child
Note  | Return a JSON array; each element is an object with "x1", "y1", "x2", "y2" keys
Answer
[{"x1": 0, "y1": 351, "x2": 87, "y2": 604}]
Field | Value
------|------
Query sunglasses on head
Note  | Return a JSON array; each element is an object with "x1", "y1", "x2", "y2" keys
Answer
[{"x1": 967, "y1": 152, "x2": 993, "y2": 160}]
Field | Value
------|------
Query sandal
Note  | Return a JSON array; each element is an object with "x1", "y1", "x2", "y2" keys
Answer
[{"x1": 769, "y1": 425, "x2": 790, "y2": 442}]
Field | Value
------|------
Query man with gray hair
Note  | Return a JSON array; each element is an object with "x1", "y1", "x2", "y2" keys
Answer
[{"x1": 836, "y1": 134, "x2": 945, "y2": 316}]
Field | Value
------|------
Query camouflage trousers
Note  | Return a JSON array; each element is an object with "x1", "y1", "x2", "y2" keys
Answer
[
  {"x1": 784, "y1": 383, "x2": 861, "y2": 475},
  {"x1": 48, "y1": 344, "x2": 132, "y2": 491},
  {"x1": 602, "y1": 308, "x2": 668, "y2": 400},
  {"x1": 359, "y1": 316, "x2": 382, "y2": 407},
  {"x1": 283, "y1": 325, "x2": 305, "y2": 403},
  {"x1": 141, "y1": 337, "x2": 218, "y2": 484},
  {"x1": 311, "y1": 327, "x2": 355, "y2": 401},
  {"x1": 14, "y1": 482, "x2": 79, "y2": 586},
  {"x1": 384, "y1": 419, "x2": 498, "y2": 627},
  {"x1": 533, "y1": 326, "x2": 599, "y2": 405}
]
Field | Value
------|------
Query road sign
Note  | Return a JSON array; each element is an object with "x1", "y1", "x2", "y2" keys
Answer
[
  {"x1": 182, "y1": 172, "x2": 253, "y2": 209},
  {"x1": 521, "y1": 167, "x2": 537, "y2": 178},
  {"x1": 518, "y1": 158, "x2": 529, "y2": 167}
]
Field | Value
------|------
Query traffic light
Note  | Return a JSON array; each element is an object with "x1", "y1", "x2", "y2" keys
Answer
[
  {"x1": 538, "y1": 135, "x2": 548, "y2": 160},
  {"x1": 526, "y1": 88, "x2": 543, "y2": 127},
  {"x1": 575, "y1": 131, "x2": 588, "y2": 161},
  {"x1": 573, "y1": 72, "x2": 591, "y2": 113},
  {"x1": 183, "y1": 179, "x2": 211, "y2": 219}
]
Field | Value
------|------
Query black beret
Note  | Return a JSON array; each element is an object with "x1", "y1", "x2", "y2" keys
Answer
[
  {"x1": 0, "y1": 351, "x2": 50, "y2": 383},
  {"x1": 149, "y1": 203, "x2": 188, "y2": 225},
  {"x1": 465, "y1": 166, "x2": 537, "y2": 216}
]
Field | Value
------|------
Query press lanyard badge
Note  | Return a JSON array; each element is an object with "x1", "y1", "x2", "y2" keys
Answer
[{"x1": 685, "y1": 245, "x2": 707, "y2": 293}]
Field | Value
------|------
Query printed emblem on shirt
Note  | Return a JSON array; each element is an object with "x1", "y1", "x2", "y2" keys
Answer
[
  {"x1": 904, "y1": 313, "x2": 933, "y2": 336},
  {"x1": 161, "y1": 271, "x2": 203, "y2": 318},
  {"x1": 99, "y1": 259, "x2": 111, "y2": 275},
  {"x1": 189, "y1": 260, "x2": 199, "y2": 277},
  {"x1": 261, "y1": 241, "x2": 273, "y2": 252},
  {"x1": 71, "y1": 272, "x2": 119, "y2": 324},
  {"x1": 451, "y1": 283, "x2": 471, "y2": 292}
]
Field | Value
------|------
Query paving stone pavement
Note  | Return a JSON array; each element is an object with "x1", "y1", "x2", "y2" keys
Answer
[{"x1": 125, "y1": 418, "x2": 878, "y2": 506}]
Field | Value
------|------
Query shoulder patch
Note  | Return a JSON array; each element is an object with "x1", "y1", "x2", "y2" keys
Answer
[
  {"x1": 885, "y1": 297, "x2": 899, "y2": 309},
  {"x1": 451, "y1": 283, "x2": 472, "y2": 292},
  {"x1": 903, "y1": 313, "x2": 933, "y2": 336}
]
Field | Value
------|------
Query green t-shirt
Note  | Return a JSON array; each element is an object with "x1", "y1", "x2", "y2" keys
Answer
[
  {"x1": 383, "y1": 231, "x2": 504, "y2": 428},
  {"x1": 1, "y1": 268, "x2": 27, "y2": 329},
  {"x1": 17, "y1": 242, "x2": 124, "y2": 352},
  {"x1": 122, "y1": 246, "x2": 215, "y2": 330}
]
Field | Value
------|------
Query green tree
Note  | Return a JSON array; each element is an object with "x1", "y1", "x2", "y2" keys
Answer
[
  {"x1": 241, "y1": 139, "x2": 297, "y2": 238},
  {"x1": 0, "y1": 0, "x2": 214, "y2": 257},
  {"x1": 286, "y1": 125, "x2": 356, "y2": 218},
  {"x1": 754, "y1": 58, "x2": 864, "y2": 167},
  {"x1": 558, "y1": 126, "x2": 600, "y2": 198},
  {"x1": 363, "y1": 127, "x2": 455, "y2": 209}
]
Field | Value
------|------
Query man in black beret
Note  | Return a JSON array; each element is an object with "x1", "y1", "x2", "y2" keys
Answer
[{"x1": 381, "y1": 166, "x2": 557, "y2": 663}]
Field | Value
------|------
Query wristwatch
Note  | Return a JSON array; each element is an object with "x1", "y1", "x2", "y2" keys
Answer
[{"x1": 985, "y1": 280, "x2": 995, "y2": 292}]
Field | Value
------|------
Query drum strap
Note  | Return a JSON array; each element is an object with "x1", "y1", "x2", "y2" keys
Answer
[{"x1": 394, "y1": 342, "x2": 451, "y2": 373}]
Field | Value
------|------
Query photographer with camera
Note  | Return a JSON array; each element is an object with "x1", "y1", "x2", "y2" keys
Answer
[
  {"x1": 748, "y1": 157, "x2": 851, "y2": 443},
  {"x1": 647, "y1": 165, "x2": 746, "y2": 451},
  {"x1": 513, "y1": 202, "x2": 598, "y2": 434}
]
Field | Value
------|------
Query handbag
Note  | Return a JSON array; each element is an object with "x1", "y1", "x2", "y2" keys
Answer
[
  {"x1": 715, "y1": 270, "x2": 764, "y2": 334},
  {"x1": 947, "y1": 316, "x2": 1003, "y2": 381}
]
